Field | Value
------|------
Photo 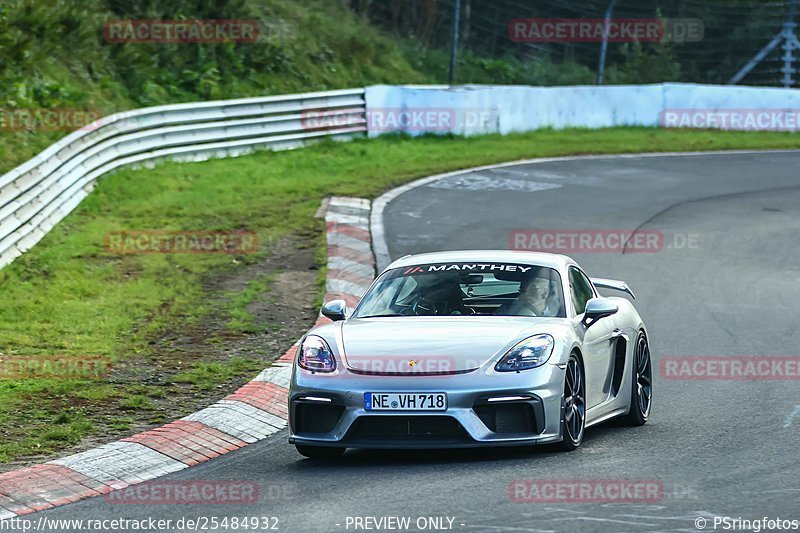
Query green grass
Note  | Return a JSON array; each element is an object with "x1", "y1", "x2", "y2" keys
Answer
[
  {"x1": 0, "y1": 0, "x2": 429, "y2": 174},
  {"x1": 228, "y1": 275, "x2": 275, "y2": 333},
  {"x1": 107, "y1": 416, "x2": 135, "y2": 432},
  {"x1": 0, "y1": 127, "x2": 799, "y2": 464},
  {"x1": 73, "y1": 385, "x2": 117, "y2": 400},
  {"x1": 118, "y1": 395, "x2": 156, "y2": 411},
  {"x1": 171, "y1": 357, "x2": 266, "y2": 391},
  {"x1": 0, "y1": 406, "x2": 92, "y2": 462}
]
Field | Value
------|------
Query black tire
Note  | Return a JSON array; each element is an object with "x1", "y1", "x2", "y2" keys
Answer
[
  {"x1": 559, "y1": 352, "x2": 586, "y2": 451},
  {"x1": 621, "y1": 331, "x2": 652, "y2": 426},
  {"x1": 295, "y1": 444, "x2": 346, "y2": 459}
]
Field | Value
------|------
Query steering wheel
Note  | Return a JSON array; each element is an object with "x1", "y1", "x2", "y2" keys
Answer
[{"x1": 411, "y1": 295, "x2": 436, "y2": 316}]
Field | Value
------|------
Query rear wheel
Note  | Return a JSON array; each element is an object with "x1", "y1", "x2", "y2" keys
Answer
[
  {"x1": 559, "y1": 352, "x2": 585, "y2": 451},
  {"x1": 295, "y1": 444, "x2": 346, "y2": 459},
  {"x1": 621, "y1": 331, "x2": 652, "y2": 426}
]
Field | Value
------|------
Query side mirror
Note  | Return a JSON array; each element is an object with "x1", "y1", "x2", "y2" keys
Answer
[
  {"x1": 321, "y1": 299, "x2": 347, "y2": 321},
  {"x1": 582, "y1": 297, "x2": 618, "y2": 327}
]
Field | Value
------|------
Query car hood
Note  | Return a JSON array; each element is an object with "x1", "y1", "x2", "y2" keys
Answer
[{"x1": 340, "y1": 316, "x2": 565, "y2": 374}]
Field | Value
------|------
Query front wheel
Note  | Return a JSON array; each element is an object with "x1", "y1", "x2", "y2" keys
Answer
[
  {"x1": 621, "y1": 331, "x2": 652, "y2": 426},
  {"x1": 295, "y1": 444, "x2": 346, "y2": 459},
  {"x1": 559, "y1": 352, "x2": 585, "y2": 451}
]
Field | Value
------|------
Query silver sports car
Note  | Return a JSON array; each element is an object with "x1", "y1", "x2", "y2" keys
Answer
[{"x1": 288, "y1": 251, "x2": 652, "y2": 458}]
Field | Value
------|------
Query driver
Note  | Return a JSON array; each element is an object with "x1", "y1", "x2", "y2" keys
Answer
[
  {"x1": 411, "y1": 272, "x2": 467, "y2": 315},
  {"x1": 496, "y1": 276, "x2": 557, "y2": 317}
]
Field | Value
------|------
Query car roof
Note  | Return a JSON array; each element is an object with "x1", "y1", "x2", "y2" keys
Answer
[{"x1": 384, "y1": 250, "x2": 577, "y2": 272}]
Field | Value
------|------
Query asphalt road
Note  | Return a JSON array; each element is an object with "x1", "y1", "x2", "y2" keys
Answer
[{"x1": 32, "y1": 151, "x2": 800, "y2": 532}]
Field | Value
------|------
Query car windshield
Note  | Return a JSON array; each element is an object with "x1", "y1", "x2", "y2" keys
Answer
[{"x1": 354, "y1": 262, "x2": 565, "y2": 318}]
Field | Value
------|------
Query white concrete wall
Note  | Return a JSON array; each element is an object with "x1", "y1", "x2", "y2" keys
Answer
[{"x1": 365, "y1": 83, "x2": 800, "y2": 136}]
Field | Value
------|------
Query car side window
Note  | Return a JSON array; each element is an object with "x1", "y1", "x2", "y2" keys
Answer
[{"x1": 569, "y1": 267, "x2": 595, "y2": 316}]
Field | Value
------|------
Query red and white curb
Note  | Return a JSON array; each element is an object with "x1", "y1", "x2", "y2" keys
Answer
[
  {"x1": 0, "y1": 196, "x2": 375, "y2": 519},
  {"x1": 324, "y1": 197, "x2": 374, "y2": 308}
]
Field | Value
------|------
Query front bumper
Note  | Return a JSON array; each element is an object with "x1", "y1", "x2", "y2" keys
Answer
[{"x1": 288, "y1": 363, "x2": 566, "y2": 448}]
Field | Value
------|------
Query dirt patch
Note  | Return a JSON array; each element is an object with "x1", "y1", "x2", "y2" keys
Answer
[
  {"x1": 217, "y1": 238, "x2": 321, "y2": 359},
  {"x1": 0, "y1": 232, "x2": 322, "y2": 472},
  {"x1": 141, "y1": 233, "x2": 320, "y2": 366}
]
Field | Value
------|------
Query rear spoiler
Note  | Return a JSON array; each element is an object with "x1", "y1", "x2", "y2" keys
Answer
[{"x1": 591, "y1": 277, "x2": 636, "y2": 299}]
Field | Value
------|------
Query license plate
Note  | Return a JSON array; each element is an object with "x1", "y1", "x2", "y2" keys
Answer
[{"x1": 364, "y1": 392, "x2": 447, "y2": 411}]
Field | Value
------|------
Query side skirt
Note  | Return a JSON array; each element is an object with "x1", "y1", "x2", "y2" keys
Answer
[{"x1": 586, "y1": 407, "x2": 629, "y2": 429}]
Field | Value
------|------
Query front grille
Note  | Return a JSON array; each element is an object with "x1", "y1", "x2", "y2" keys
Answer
[
  {"x1": 345, "y1": 416, "x2": 471, "y2": 444},
  {"x1": 294, "y1": 403, "x2": 344, "y2": 434},
  {"x1": 474, "y1": 403, "x2": 537, "y2": 434},
  {"x1": 347, "y1": 368, "x2": 475, "y2": 376}
]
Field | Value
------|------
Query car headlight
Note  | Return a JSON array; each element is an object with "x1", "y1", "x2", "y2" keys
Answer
[
  {"x1": 495, "y1": 334, "x2": 554, "y2": 372},
  {"x1": 298, "y1": 335, "x2": 336, "y2": 373}
]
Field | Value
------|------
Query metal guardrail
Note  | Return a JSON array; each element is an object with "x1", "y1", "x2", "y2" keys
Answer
[
  {"x1": 0, "y1": 88, "x2": 366, "y2": 270},
  {"x1": 4, "y1": 82, "x2": 797, "y2": 270}
]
